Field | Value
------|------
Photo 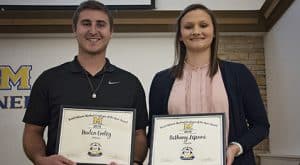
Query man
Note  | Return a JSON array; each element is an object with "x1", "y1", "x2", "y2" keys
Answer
[{"x1": 22, "y1": 1, "x2": 148, "y2": 165}]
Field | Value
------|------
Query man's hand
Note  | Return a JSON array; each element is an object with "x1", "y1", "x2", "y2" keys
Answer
[{"x1": 34, "y1": 155, "x2": 76, "y2": 165}]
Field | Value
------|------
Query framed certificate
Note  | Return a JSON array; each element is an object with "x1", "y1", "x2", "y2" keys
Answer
[
  {"x1": 149, "y1": 113, "x2": 225, "y2": 165},
  {"x1": 56, "y1": 105, "x2": 136, "y2": 165}
]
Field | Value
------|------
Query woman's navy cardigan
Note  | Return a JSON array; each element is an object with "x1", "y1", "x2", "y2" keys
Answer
[{"x1": 148, "y1": 60, "x2": 270, "y2": 165}]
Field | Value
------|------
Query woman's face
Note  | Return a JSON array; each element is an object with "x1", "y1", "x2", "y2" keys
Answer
[{"x1": 180, "y1": 9, "x2": 214, "y2": 52}]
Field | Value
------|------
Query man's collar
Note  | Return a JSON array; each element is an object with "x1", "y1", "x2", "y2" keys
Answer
[{"x1": 69, "y1": 56, "x2": 116, "y2": 74}]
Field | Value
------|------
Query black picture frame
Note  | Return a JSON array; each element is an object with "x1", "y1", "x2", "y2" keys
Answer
[
  {"x1": 56, "y1": 105, "x2": 136, "y2": 165},
  {"x1": 0, "y1": 0, "x2": 155, "y2": 10},
  {"x1": 149, "y1": 113, "x2": 226, "y2": 165}
]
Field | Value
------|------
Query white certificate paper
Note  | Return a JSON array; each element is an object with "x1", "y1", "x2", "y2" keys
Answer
[
  {"x1": 56, "y1": 106, "x2": 135, "y2": 165},
  {"x1": 149, "y1": 113, "x2": 225, "y2": 165}
]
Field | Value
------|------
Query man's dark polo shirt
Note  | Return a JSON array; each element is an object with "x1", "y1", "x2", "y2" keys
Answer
[{"x1": 23, "y1": 57, "x2": 148, "y2": 155}]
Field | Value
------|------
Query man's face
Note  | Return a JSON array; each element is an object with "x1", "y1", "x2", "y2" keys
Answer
[{"x1": 74, "y1": 9, "x2": 112, "y2": 55}]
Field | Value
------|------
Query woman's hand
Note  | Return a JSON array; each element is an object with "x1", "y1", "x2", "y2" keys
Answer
[{"x1": 226, "y1": 143, "x2": 240, "y2": 165}]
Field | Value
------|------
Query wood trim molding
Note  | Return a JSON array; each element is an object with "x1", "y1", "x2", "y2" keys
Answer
[
  {"x1": 260, "y1": 0, "x2": 294, "y2": 30},
  {"x1": 0, "y1": 0, "x2": 295, "y2": 33}
]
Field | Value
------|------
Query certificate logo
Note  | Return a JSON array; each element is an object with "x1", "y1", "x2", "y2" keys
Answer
[
  {"x1": 92, "y1": 116, "x2": 103, "y2": 129},
  {"x1": 183, "y1": 123, "x2": 193, "y2": 133},
  {"x1": 88, "y1": 142, "x2": 103, "y2": 157},
  {"x1": 180, "y1": 146, "x2": 195, "y2": 160}
]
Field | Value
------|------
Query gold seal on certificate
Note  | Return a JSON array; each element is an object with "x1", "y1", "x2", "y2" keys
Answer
[
  {"x1": 56, "y1": 106, "x2": 135, "y2": 165},
  {"x1": 149, "y1": 113, "x2": 225, "y2": 165}
]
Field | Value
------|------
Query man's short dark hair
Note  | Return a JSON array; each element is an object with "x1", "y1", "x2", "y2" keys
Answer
[{"x1": 72, "y1": 0, "x2": 113, "y2": 31}]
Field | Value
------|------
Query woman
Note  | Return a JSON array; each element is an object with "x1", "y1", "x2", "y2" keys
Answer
[{"x1": 148, "y1": 4, "x2": 270, "y2": 165}]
